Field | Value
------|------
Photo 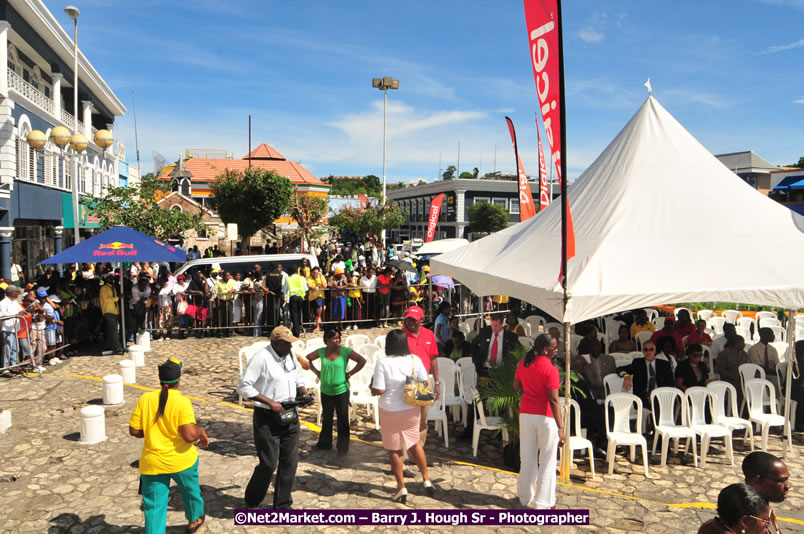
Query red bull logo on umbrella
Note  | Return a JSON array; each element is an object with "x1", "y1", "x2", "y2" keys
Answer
[{"x1": 94, "y1": 242, "x2": 137, "y2": 256}]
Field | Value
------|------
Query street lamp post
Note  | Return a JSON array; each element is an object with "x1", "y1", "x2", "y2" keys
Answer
[
  {"x1": 371, "y1": 76, "x2": 399, "y2": 248},
  {"x1": 65, "y1": 5, "x2": 81, "y2": 243}
]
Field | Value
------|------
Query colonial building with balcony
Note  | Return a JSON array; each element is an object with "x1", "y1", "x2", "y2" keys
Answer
[{"x1": 0, "y1": 0, "x2": 126, "y2": 279}]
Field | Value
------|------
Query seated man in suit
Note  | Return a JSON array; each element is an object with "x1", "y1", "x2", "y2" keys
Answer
[
  {"x1": 471, "y1": 314, "x2": 521, "y2": 376},
  {"x1": 617, "y1": 341, "x2": 675, "y2": 406},
  {"x1": 578, "y1": 338, "x2": 617, "y2": 401}
]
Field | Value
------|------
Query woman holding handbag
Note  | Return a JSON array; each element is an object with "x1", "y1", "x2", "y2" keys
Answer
[{"x1": 371, "y1": 329, "x2": 435, "y2": 503}]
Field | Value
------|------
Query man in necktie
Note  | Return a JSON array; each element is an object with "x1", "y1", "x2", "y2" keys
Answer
[
  {"x1": 747, "y1": 327, "x2": 780, "y2": 395},
  {"x1": 619, "y1": 341, "x2": 674, "y2": 406},
  {"x1": 471, "y1": 316, "x2": 520, "y2": 375}
]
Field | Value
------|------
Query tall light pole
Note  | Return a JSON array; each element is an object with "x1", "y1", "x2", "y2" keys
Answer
[
  {"x1": 65, "y1": 5, "x2": 81, "y2": 243},
  {"x1": 372, "y1": 76, "x2": 398, "y2": 247}
]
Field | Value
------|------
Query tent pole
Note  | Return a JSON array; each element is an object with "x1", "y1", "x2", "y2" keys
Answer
[
  {"x1": 427, "y1": 274, "x2": 433, "y2": 324},
  {"x1": 119, "y1": 262, "x2": 127, "y2": 353},
  {"x1": 783, "y1": 310, "x2": 797, "y2": 458},
  {"x1": 556, "y1": 0, "x2": 572, "y2": 484}
]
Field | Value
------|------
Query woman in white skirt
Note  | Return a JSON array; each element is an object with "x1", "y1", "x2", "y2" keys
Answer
[
  {"x1": 514, "y1": 333, "x2": 564, "y2": 509},
  {"x1": 371, "y1": 329, "x2": 435, "y2": 504}
]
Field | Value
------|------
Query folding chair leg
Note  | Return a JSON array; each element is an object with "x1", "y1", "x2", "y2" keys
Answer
[
  {"x1": 629, "y1": 445, "x2": 635, "y2": 463},
  {"x1": 690, "y1": 436, "x2": 698, "y2": 468},
  {"x1": 641, "y1": 444, "x2": 649, "y2": 476},
  {"x1": 701, "y1": 435, "x2": 710, "y2": 467},
  {"x1": 587, "y1": 445, "x2": 596, "y2": 480},
  {"x1": 660, "y1": 435, "x2": 669, "y2": 467},
  {"x1": 607, "y1": 442, "x2": 616, "y2": 475}
]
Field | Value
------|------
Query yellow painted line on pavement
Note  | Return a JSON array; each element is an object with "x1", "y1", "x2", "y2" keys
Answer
[{"x1": 49, "y1": 372, "x2": 804, "y2": 526}]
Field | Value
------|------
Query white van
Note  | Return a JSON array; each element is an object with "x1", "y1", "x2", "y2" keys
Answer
[{"x1": 174, "y1": 254, "x2": 319, "y2": 278}]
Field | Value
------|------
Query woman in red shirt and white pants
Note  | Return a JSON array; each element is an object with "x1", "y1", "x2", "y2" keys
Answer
[{"x1": 514, "y1": 334, "x2": 565, "y2": 509}]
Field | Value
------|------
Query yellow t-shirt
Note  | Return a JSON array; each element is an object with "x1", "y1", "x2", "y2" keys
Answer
[
  {"x1": 129, "y1": 389, "x2": 198, "y2": 475},
  {"x1": 630, "y1": 321, "x2": 656, "y2": 338}
]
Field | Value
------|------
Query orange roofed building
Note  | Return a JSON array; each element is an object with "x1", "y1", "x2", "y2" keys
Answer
[{"x1": 158, "y1": 142, "x2": 330, "y2": 203}]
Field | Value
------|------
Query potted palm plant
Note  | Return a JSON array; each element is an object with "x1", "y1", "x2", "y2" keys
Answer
[{"x1": 480, "y1": 343, "x2": 584, "y2": 472}]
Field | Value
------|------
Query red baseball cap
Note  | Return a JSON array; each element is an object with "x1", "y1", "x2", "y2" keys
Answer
[{"x1": 404, "y1": 306, "x2": 424, "y2": 321}]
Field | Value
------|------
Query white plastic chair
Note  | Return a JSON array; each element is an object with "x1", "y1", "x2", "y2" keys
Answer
[
  {"x1": 685, "y1": 387, "x2": 734, "y2": 467},
  {"x1": 359, "y1": 343, "x2": 381, "y2": 366},
  {"x1": 604, "y1": 317, "x2": 625, "y2": 338},
  {"x1": 374, "y1": 334, "x2": 386, "y2": 350},
  {"x1": 708, "y1": 317, "x2": 727, "y2": 336},
  {"x1": 736, "y1": 317, "x2": 757, "y2": 340},
  {"x1": 756, "y1": 311, "x2": 777, "y2": 323},
  {"x1": 291, "y1": 339, "x2": 306, "y2": 358},
  {"x1": 525, "y1": 315, "x2": 546, "y2": 336},
  {"x1": 459, "y1": 364, "x2": 477, "y2": 427},
  {"x1": 651, "y1": 316, "x2": 665, "y2": 330},
  {"x1": 436, "y1": 357, "x2": 464, "y2": 423},
  {"x1": 722, "y1": 310, "x2": 743, "y2": 324},
  {"x1": 611, "y1": 352, "x2": 634, "y2": 368},
  {"x1": 305, "y1": 337, "x2": 326, "y2": 352},
  {"x1": 634, "y1": 332, "x2": 653, "y2": 350},
  {"x1": 735, "y1": 326, "x2": 751, "y2": 342},
  {"x1": 349, "y1": 363, "x2": 380, "y2": 429},
  {"x1": 758, "y1": 316, "x2": 781, "y2": 329},
  {"x1": 519, "y1": 336, "x2": 534, "y2": 349},
  {"x1": 739, "y1": 363, "x2": 766, "y2": 415},
  {"x1": 770, "y1": 342, "x2": 788, "y2": 363},
  {"x1": 604, "y1": 374, "x2": 624, "y2": 396},
  {"x1": 544, "y1": 321, "x2": 563, "y2": 335},
  {"x1": 344, "y1": 334, "x2": 370, "y2": 350},
  {"x1": 745, "y1": 378, "x2": 790, "y2": 451},
  {"x1": 707, "y1": 381, "x2": 753, "y2": 450},
  {"x1": 767, "y1": 325, "x2": 785, "y2": 343},
  {"x1": 775, "y1": 362, "x2": 799, "y2": 428},
  {"x1": 643, "y1": 308, "x2": 658, "y2": 322},
  {"x1": 650, "y1": 388, "x2": 697, "y2": 467},
  {"x1": 697, "y1": 310, "x2": 714, "y2": 322},
  {"x1": 471, "y1": 388, "x2": 507, "y2": 457},
  {"x1": 470, "y1": 316, "x2": 487, "y2": 331},
  {"x1": 570, "y1": 333, "x2": 583, "y2": 356},
  {"x1": 604, "y1": 393, "x2": 648, "y2": 476},
  {"x1": 238, "y1": 341, "x2": 270, "y2": 404},
  {"x1": 558, "y1": 397, "x2": 595, "y2": 479},
  {"x1": 427, "y1": 377, "x2": 449, "y2": 447},
  {"x1": 674, "y1": 307, "x2": 692, "y2": 320}
]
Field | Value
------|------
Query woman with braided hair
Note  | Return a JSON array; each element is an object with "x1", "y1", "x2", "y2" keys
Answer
[{"x1": 129, "y1": 358, "x2": 209, "y2": 533}]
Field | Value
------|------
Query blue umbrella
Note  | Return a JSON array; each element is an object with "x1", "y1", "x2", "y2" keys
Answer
[
  {"x1": 432, "y1": 275, "x2": 455, "y2": 289},
  {"x1": 39, "y1": 225, "x2": 187, "y2": 264}
]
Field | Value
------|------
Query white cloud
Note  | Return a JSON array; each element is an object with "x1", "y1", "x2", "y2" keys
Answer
[
  {"x1": 578, "y1": 27, "x2": 605, "y2": 43},
  {"x1": 794, "y1": 98, "x2": 804, "y2": 104},
  {"x1": 758, "y1": 38, "x2": 804, "y2": 54}
]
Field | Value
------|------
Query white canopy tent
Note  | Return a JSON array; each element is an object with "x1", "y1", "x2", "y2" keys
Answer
[
  {"x1": 431, "y1": 96, "x2": 804, "y2": 324},
  {"x1": 432, "y1": 95, "x2": 803, "y2": 457}
]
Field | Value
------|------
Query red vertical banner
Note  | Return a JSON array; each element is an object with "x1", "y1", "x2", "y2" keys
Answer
[
  {"x1": 504, "y1": 117, "x2": 537, "y2": 222},
  {"x1": 425, "y1": 193, "x2": 444, "y2": 243},
  {"x1": 536, "y1": 115, "x2": 550, "y2": 209},
  {"x1": 525, "y1": 0, "x2": 575, "y2": 261},
  {"x1": 358, "y1": 193, "x2": 369, "y2": 212}
]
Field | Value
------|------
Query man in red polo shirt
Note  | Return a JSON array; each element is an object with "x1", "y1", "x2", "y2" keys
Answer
[{"x1": 403, "y1": 305, "x2": 440, "y2": 447}]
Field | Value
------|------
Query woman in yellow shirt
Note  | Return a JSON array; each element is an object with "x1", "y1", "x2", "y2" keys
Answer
[{"x1": 129, "y1": 358, "x2": 209, "y2": 534}]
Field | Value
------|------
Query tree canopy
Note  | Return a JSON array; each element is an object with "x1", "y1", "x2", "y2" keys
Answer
[
  {"x1": 467, "y1": 201, "x2": 509, "y2": 235},
  {"x1": 442, "y1": 165, "x2": 456, "y2": 181},
  {"x1": 328, "y1": 200, "x2": 406, "y2": 242},
  {"x1": 287, "y1": 193, "x2": 328, "y2": 251},
  {"x1": 87, "y1": 174, "x2": 203, "y2": 242},
  {"x1": 209, "y1": 168, "x2": 293, "y2": 247},
  {"x1": 323, "y1": 175, "x2": 382, "y2": 196},
  {"x1": 791, "y1": 156, "x2": 804, "y2": 169}
]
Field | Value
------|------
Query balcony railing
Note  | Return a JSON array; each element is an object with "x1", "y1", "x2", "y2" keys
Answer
[
  {"x1": 9, "y1": 68, "x2": 53, "y2": 115},
  {"x1": 60, "y1": 108, "x2": 84, "y2": 136}
]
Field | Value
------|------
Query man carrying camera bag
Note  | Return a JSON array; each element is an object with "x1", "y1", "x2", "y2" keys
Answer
[{"x1": 237, "y1": 326, "x2": 312, "y2": 509}]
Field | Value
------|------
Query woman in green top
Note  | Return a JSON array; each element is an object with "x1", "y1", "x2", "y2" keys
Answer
[{"x1": 306, "y1": 329, "x2": 366, "y2": 455}]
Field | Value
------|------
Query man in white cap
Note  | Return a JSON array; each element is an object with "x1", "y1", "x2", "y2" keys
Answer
[{"x1": 238, "y1": 326, "x2": 309, "y2": 509}]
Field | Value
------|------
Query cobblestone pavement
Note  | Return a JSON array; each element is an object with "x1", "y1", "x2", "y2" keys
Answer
[{"x1": 1, "y1": 330, "x2": 803, "y2": 533}]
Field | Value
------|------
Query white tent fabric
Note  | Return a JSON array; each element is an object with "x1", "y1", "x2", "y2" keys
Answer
[{"x1": 431, "y1": 96, "x2": 804, "y2": 324}]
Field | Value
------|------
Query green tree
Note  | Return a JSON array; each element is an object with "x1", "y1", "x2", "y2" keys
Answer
[
  {"x1": 472, "y1": 167, "x2": 480, "y2": 179},
  {"x1": 287, "y1": 192, "x2": 328, "y2": 252},
  {"x1": 328, "y1": 201, "x2": 406, "y2": 242},
  {"x1": 387, "y1": 181, "x2": 408, "y2": 190},
  {"x1": 442, "y1": 165, "x2": 456, "y2": 181},
  {"x1": 791, "y1": 156, "x2": 804, "y2": 169},
  {"x1": 467, "y1": 201, "x2": 509, "y2": 235},
  {"x1": 459, "y1": 171, "x2": 475, "y2": 179},
  {"x1": 209, "y1": 168, "x2": 293, "y2": 249},
  {"x1": 88, "y1": 174, "x2": 204, "y2": 241}
]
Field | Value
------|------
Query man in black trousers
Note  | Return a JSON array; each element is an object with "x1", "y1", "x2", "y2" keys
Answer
[{"x1": 237, "y1": 326, "x2": 307, "y2": 509}]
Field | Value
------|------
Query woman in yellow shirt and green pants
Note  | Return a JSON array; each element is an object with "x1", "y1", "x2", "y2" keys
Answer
[{"x1": 129, "y1": 358, "x2": 209, "y2": 533}]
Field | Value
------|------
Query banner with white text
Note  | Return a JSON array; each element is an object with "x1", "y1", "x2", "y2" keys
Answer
[
  {"x1": 505, "y1": 117, "x2": 537, "y2": 222},
  {"x1": 425, "y1": 193, "x2": 445, "y2": 243}
]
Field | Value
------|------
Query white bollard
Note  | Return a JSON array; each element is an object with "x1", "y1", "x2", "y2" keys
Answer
[
  {"x1": 129, "y1": 345, "x2": 145, "y2": 367},
  {"x1": 102, "y1": 374, "x2": 124, "y2": 405},
  {"x1": 136, "y1": 331, "x2": 151, "y2": 352},
  {"x1": 79, "y1": 405, "x2": 107, "y2": 444},
  {"x1": 119, "y1": 360, "x2": 136, "y2": 384},
  {"x1": 0, "y1": 409, "x2": 11, "y2": 433}
]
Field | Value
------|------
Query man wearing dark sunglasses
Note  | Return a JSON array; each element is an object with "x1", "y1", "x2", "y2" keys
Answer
[
  {"x1": 617, "y1": 340, "x2": 674, "y2": 405},
  {"x1": 743, "y1": 451, "x2": 791, "y2": 533}
]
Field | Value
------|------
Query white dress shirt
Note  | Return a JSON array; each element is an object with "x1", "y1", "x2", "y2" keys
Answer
[
  {"x1": 486, "y1": 331, "x2": 504, "y2": 368},
  {"x1": 237, "y1": 343, "x2": 304, "y2": 409},
  {"x1": 0, "y1": 297, "x2": 20, "y2": 332}
]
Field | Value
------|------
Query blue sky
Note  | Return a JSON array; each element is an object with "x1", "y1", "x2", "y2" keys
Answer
[{"x1": 65, "y1": 0, "x2": 803, "y2": 182}]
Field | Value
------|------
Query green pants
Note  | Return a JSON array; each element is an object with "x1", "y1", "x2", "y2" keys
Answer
[{"x1": 141, "y1": 458, "x2": 204, "y2": 534}]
